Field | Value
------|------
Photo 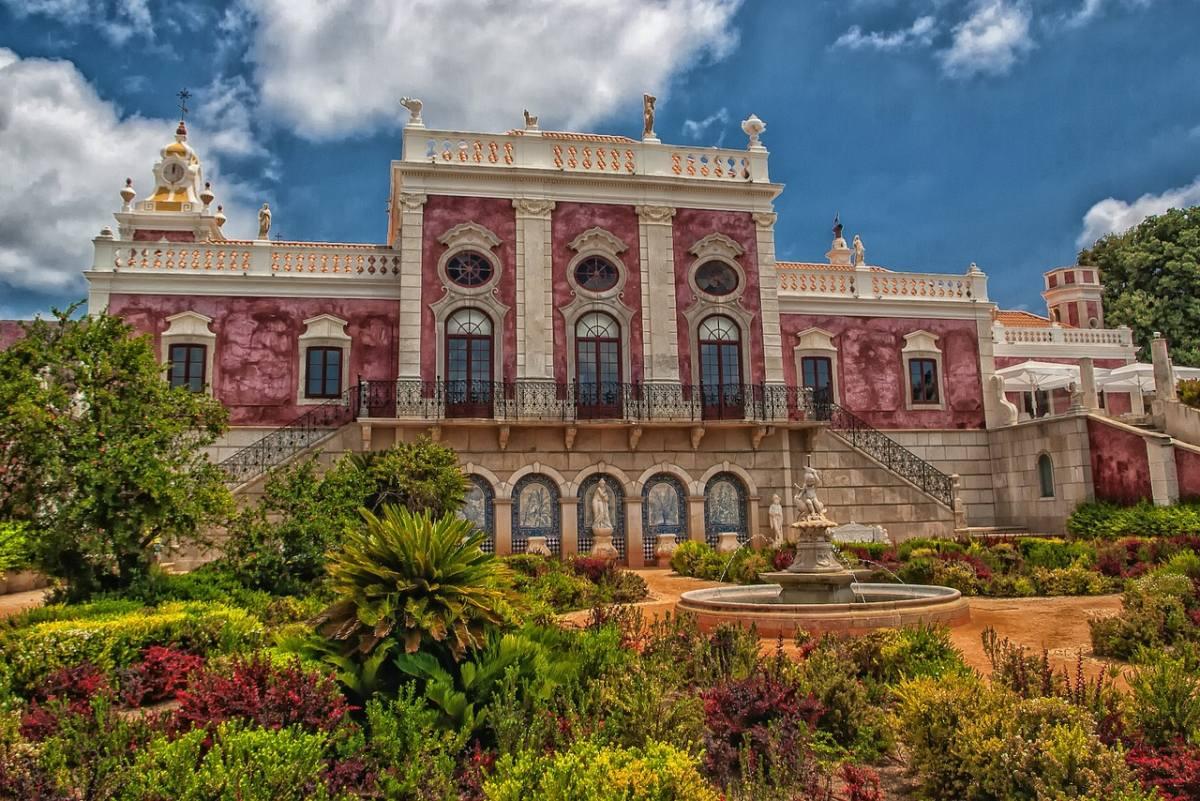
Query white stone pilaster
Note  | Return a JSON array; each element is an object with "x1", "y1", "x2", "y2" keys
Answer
[
  {"x1": 753, "y1": 211, "x2": 784, "y2": 384},
  {"x1": 1148, "y1": 436, "x2": 1180, "y2": 506},
  {"x1": 636, "y1": 205, "x2": 679, "y2": 382},
  {"x1": 513, "y1": 199, "x2": 555, "y2": 379},
  {"x1": 397, "y1": 193, "x2": 427, "y2": 379}
]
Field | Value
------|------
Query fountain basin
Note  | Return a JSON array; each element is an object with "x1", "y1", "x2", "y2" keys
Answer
[{"x1": 676, "y1": 582, "x2": 970, "y2": 638}]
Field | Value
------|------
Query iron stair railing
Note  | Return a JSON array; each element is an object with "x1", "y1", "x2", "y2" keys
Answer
[
  {"x1": 814, "y1": 399, "x2": 955, "y2": 507},
  {"x1": 218, "y1": 386, "x2": 358, "y2": 486}
]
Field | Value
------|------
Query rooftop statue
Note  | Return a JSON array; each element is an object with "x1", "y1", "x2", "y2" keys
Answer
[
  {"x1": 853, "y1": 235, "x2": 865, "y2": 266},
  {"x1": 400, "y1": 97, "x2": 423, "y2": 126},
  {"x1": 523, "y1": 109, "x2": 539, "y2": 129},
  {"x1": 256, "y1": 203, "x2": 271, "y2": 240},
  {"x1": 642, "y1": 93, "x2": 657, "y2": 139}
]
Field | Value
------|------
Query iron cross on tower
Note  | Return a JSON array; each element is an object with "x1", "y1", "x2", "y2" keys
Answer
[{"x1": 177, "y1": 88, "x2": 191, "y2": 121}]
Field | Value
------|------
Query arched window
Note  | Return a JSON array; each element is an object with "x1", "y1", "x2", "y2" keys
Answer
[
  {"x1": 512, "y1": 474, "x2": 561, "y2": 556},
  {"x1": 459, "y1": 475, "x2": 496, "y2": 553},
  {"x1": 704, "y1": 472, "x2": 748, "y2": 547},
  {"x1": 575, "y1": 312, "x2": 622, "y2": 418},
  {"x1": 698, "y1": 315, "x2": 743, "y2": 420},
  {"x1": 577, "y1": 474, "x2": 625, "y2": 560},
  {"x1": 1038, "y1": 454, "x2": 1055, "y2": 499},
  {"x1": 642, "y1": 473, "x2": 687, "y2": 562},
  {"x1": 445, "y1": 308, "x2": 493, "y2": 417}
]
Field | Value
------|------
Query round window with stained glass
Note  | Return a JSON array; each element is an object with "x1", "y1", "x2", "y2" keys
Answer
[
  {"x1": 573, "y1": 256, "x2": 619, "y2": 293},
  {"x1": 694, "y1": 260, "x2": 739, "y2": 297},
  {"x1": 446, "y1": 251, "x2": 495, "y2": 288}
]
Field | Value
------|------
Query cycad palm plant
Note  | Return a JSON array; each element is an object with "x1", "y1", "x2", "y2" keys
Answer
[{"x1": 314, "y1": 505, "x2": 519, "y2": 662}]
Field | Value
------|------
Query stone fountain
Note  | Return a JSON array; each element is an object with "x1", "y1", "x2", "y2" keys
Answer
[{"x1": 676, "y1": 462, "x2": 970, "y2": 636}]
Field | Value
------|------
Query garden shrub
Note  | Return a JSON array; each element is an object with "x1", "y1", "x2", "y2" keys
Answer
[
  {"x1": 700, "y1": 671, "x2": 823, "y2": 784},
  {"x1": 483, "y1": 738, "x2": 720, "y2": 801},
  {"x1": 20, "y1": 663, "x2": 111, "y2": 741},
  {"x1": 116, "y1": 646, "x2": 205, "y2": 707},
  {"x1": 1030, "y1": 564, "x2": 1114, "y2": 596},
  {"x1": 175, "y1": 654, "x2": 351, "y2": 735},
  {"x1": 1125, "y1": 646, "x2": 1200, "y2": 748},
  {"x1": 1159, "y1": 549, "x2": 1200, "y2": 579},
  {"x1": 354, "y1": 689, "x2": 463, "y2": 800},
  {"x1": 670, "y1": 540, "x2": 709, "y2": 576},
  {"x1": 1090, "y1": 573, "x2": 1198, "y2": 659},
  {"x1": 795, "y1": 649, "x2": 890, "y2": 757},
  {"x1": 0, "y1": 602, "x2": 263, "y2": 694},
  {"x1": 1019, "y1": 537, "x2": 1096, "y2": 570},
  {"x1": 897, "y1": 537, "x2": 965, "y2": 562},
  {"x1": 525, "y1": 569, "x2": 591, "y2": 611},
  {"x1": 1068, "y1": 501, "x2": 1200, "y2": 540},
  {"x1": 117, "y1": 722, "x2": 340, "y2": 801},
  {"x1": 0, "y1": 521, "x2": 29, "y2": 578},
  {"x1": 896, "y1": 675, "x2": 1151, "y2": 801},
  {"x1": 638, "y1": 615, "x2": 760, "y2": 689},
  {"x1": 815, "y1": 625, "x2": 966, "y2": 685},
  {"x1": 897, "y1": 556, "x2": 936, "y2": 585},
  {"x1": 1126, "y1": 741, "x2": 1200, "y2": 801},
  {"x1": 348, "y1": 438, "x2": 468, "y2": 518}
]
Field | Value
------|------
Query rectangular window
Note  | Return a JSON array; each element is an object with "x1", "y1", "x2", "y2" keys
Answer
[
  {"x1": 1047, "y1": 274, "x2": 1058, "y2": 289},
  {"x1": 168, "y1": 344, "x2": 206, "y2": 392},
  {"x1": 801, "y1": 356, "x2": 833, "y2": 403},
  {"x1": 305, "y1": 347, "x2": 343, "y2": 399},
  {"x1": 1064, "y1": 271, "x2": 1076, "y2": 284},
  {"x1": 909, "y1": 358, "x2": 940, "y2": 405},
  {"x1": 1082, "y1": 270, "x2": 1094, "y2": 283}
]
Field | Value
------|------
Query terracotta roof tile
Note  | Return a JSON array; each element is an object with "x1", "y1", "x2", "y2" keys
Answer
[{"x1": 994, "y1": 310, "x2": 1057, "y2": 327}]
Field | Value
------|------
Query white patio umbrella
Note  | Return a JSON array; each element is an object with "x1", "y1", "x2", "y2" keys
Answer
[
  {"x1": 1098, "y1": 363, "x2": 1200, "y2": 393},
  {"x1": 995, "y1": 361, "x2": 1080, "y2": 393}
]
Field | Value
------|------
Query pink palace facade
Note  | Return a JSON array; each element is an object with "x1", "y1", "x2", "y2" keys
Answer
[{"x1": 66, "y1": 102, "x2": 1200, "y2": 563}]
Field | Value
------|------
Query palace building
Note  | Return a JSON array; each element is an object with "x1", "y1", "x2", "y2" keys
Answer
[{"x1": 58, "y1": 99, "x2": 1200, "y2": 563}]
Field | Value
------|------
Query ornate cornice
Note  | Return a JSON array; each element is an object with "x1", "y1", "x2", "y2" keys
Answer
[
  {"x1": 752, "y1": 211, "x2": 778, "y2": 230},
  {"x1": 511, "y1": 198, "x2": 556, "y2": 217},
  {"x1": 568, "y1": 226, "x2": 627, "y2": 255},
  {"x1": 437, "y1": 221, "x2": 502, "y2": 251},
  {"x1": 688, "y1": 231, "x2": 744, "y2": 261},
  {"x1": 635, "y1": 205, "x2": 676, "y2": 224}
]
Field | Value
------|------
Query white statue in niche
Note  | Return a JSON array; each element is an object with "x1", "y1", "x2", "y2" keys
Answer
[
  {"x1": 591, "y1": 482, "x2": 613, "y2": 530},
  {"x1": 768, "y1": 494, "x2": 784, "y2": 546},
  {"x1": 794, "y1": 465, "x2": 826, "y2": 520}
]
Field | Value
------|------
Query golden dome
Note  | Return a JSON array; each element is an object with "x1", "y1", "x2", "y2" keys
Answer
[{"x1": 165, "y1": 141, "x2": 189, "y2": 156}]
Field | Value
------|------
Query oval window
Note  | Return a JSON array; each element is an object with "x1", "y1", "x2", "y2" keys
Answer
[
  {"x1": 573, "y1": 256, "x2": 619, "y2": 292},
  {"x1": 694, "y1": 261, "x2": 738, "y2": 297},
  {"x1": 446, "y1": 251, "x2": 494, "y2": 288}
]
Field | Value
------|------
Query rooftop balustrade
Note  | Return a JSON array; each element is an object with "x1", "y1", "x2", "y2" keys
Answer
[{"x1": 775, "y1": 263, "x2": 989, "y2": 304}]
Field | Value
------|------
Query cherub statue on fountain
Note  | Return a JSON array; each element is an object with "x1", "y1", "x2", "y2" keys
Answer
[{"x1": 794, "y1": 465, "x2": 826, "y2": 521}]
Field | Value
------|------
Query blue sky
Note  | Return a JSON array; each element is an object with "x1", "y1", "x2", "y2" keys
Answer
[{"x1": 1, "y1": 0, "x2": 1198, "y2": 319}]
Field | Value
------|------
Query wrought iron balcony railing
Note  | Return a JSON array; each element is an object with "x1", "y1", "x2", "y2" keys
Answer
[{"x1": 355, "y1": 379, "x2": 821, "y2": 424}]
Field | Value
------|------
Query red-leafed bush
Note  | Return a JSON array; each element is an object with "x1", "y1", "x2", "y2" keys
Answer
[
  {"x1": 840, "y1": 763, "x2": 883, "y2": 801},
  {"x1": 174, "y1": 655, "x2": 351, "y2": 734},
  {"x1": 19, "y1": 663, "x2": 111, "y2": 741},
  {"x1": 700, "y1": 671, "x2": 823, "y2": 784},
  {"x1": 937, "y1": 551, "x2": 993, "y2": 580},
  {"x1": 119, "y1": 646, "x2": 204, "y2": 707},
  {"x1": 570, "y1": 556, "x2": 616, "y2": 584},
  {"x1": 456, "y1": 742, "x2": 498, "y2": 801},
  {"x1": 772, "y1": 548, "x2": 795, "y2": 571},
  {"x1": 1126, "y1": 741, "x2": 1200, "y2": 801}
]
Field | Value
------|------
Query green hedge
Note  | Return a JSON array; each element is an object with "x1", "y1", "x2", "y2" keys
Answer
[
  {"x1": 0, "y1": 601, "x2": 264, "y2": 693},
  {"x1": 1067, "y1": 501, "x2": 1200, "y2": 539}
]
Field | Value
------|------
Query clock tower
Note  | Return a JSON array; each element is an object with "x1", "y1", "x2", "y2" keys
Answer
[{"x1": 112, "y1": 118, "x2": 226, "y2": 243}]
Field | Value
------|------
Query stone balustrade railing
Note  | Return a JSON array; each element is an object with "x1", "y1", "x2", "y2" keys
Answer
[
  {"x1": 776, "y1": 263, "x2": 989, "y2": 303},
  {"x1": 93, "y1": 238, "x2": 402, "y2": 278},
  {"x1": 401, "y1": 127, "x2": 770, "y2": 183},
  {"x1": 996, "y1": 325, "x2": 1133, "y2": 347}
]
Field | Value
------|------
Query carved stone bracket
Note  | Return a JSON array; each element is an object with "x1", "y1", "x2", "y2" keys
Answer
[
  {"x1": 751, "y1": 425, "x2": 773, "y2": 451},
  {"x1": 398, "y1": 193, "x2": 428, "y2": 211},
  {"x1": 690, "y1": 425, "x2": 706, "y2": 450},
  {"x1": 512, "y1": 198, "x2": 556, "y2": 217},
  {"x1": 635, "y1": 205, "x2": 676, "y2": 224},
  {"x1": 564, "y1": 426, "x2": 578, "y2": 451},
  {"x1": 752, "y1": 211, "x2": 778, "y2": 230},
  {"x1": 629, "y1": 425, "x2": 643, "y2": 451},
  {"x1": 497, "y1": 425, "x2": 511, "y2": 451}
]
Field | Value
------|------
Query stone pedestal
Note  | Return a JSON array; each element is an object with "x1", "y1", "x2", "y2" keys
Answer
[
  {"x1": 716, "y1": 531, "x2": 742, "y2": 554},
  {"x1": 589, "y1": 524, "x2": 619, "y2": 561},
  {"x1": 654, "y1": 533, "x2": 680, "y2": 567},
  {"x1": 759, "y1": 516, "x2": 857, "y2": 604},
  {"x1": 526, "y1": 536, "x2": 552, "y2": 557}
]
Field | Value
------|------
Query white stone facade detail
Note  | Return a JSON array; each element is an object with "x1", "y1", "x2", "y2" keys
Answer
[
  {"x1": 636, "y1": 205, "x2": 679, "y2": 383},
  {"x1": 513, "y1": 199, "x2": 555, "y2": 379},
  {"x1": 397, "y1": 192, "x2": 427, "y2": 378}
]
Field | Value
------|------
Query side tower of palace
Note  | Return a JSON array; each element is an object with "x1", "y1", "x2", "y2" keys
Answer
[{"x1": 77, "y1": 99, "x2": 1198, "y2": 562}]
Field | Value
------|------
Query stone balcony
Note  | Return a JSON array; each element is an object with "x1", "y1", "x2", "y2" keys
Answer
[
  {"x1": 992, "y1": 322, "x2": 1137, "y2": 360},
  {"x1": 775, "y1": 263, "x2": 989, "y2": 305},
  {"x1": 399, "y1": 126, "x2": 771, "y2": 184}
]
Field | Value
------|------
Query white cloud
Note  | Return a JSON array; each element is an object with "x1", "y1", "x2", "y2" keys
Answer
[
  {"x1": 938, "y1": 0, "x2": 1033, "y2": 78},
  {"x1": 682, "y1": 107, "x2": 729, "y2": 142},
  {"x1": 1056, "y1": 0, "x2": 1154, "y2": 29},
  {"x1": 0, "y1": 0, "x2": 155, "y2": 44},
  {"x1": 242, "y1": 0, "x2": 744, "y2": 140},
  {"x1": 1077, "y1": 176, "x2": 1200, "y2": 248},
  {"x1": 834, "y1": 15, "x2": 937, "y2": 52},
  {"x1": 0, "y1": 49, "x2": 256, "y2": 296}
]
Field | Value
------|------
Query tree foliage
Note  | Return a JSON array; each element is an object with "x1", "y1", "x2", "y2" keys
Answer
[
  {"x1": 348, "y1": 437, "x2": 468, "y2": 518},
  {"x1": 0, "y1": 309, "x2": 231, "y2": 599},
  {"x1": 1079, "y1": 206, "x2": 1200, "y2": 366}
]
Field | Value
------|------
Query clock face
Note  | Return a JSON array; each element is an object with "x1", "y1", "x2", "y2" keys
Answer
[{"x1": 163, "y1": 161, "x2": 186, "y2": 184}]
